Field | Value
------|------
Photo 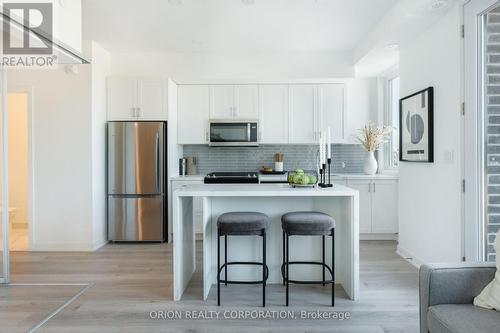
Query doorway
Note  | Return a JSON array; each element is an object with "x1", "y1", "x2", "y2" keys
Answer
[
  {"x1": 7, "y1": 92, "x2": 30, "y2": 251},
  {"x1": 464, "y1": 0, "x2": 500, "y2": 262}
]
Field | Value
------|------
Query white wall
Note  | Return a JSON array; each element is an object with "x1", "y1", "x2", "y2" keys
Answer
[
  {"x1": 7, "y1": 40, "x2": 109, "y2": 251},
  {"x1": 110, "y1": 52, "x2": 354, "y2": 80},
  {"x1": 397, "y1": 4, "x2": 463, "y2": 264},
  {"x1": 88, "y1": 41, "x2": 111, "y2": 249},
  {"x1": 7, "y1": 93, "x2": 29, "y2": 225}
]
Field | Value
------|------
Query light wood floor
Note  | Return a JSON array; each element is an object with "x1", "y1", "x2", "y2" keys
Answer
[{"x1": 1, "y1": 241, "x2": 419, "y2": 332}]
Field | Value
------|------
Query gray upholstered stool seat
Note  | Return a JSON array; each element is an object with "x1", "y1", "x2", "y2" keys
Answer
[
  {"x1": 281, "y1": 211, "x2": 335, "y2": 236},
  {"x1": 217, "y1": 212, "x2": 269, "y2": 236}
]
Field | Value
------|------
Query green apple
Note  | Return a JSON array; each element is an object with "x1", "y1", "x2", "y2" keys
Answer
[
  {"x1": 294, "y1": 168, "x2": 304, "y2": 175},
  {"x1": 308, "y1": 175, "x2": 317, "y2": 184}
]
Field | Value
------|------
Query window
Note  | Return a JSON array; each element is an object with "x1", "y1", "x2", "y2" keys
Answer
[{"x1": 385, "y1": 76, "x2": 400, "y2": 169}]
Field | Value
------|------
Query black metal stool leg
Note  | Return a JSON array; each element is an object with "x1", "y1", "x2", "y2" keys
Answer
[
  {"x1": 224, "y1": 235, "x2": 228, "y2": 286},
  {"x1": 286, "y1": 232, "x2": 289, "y2": 307},
  {"x1": 262, "y1": 229, "x2": 266, "y2": 307},
  {"x1": 217, "y1": 229, "x2": 221, "y2": 306},
  {"x1": 282, "y1": 231, "x2": 285, "y2": 286},
  {"x1": 322, "y1": 235, "x2": 325, "y2": 286},
  {"x1": 332, "y1": 228, "x2": 335, "y2": 307}
]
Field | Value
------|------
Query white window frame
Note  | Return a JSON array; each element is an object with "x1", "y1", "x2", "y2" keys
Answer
[{"x1": 380, "y1": 67, "x2": 400, "y2": 171}]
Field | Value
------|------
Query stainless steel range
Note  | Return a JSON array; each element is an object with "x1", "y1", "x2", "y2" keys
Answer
[{"x1": 204, "y1": 172, "x2": 259, "y2": 184}]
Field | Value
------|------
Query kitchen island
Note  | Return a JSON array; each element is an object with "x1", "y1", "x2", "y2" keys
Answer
[{"x1": 172, "y1": 184, "x2": 359, "y2": 302}]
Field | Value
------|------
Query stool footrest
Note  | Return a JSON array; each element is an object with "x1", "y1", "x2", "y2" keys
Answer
[
  {"x1": 281, "y1": 261, "x2": 334, "y2": 284},
  {"x1": 219, "y1": 261, "x2": 269, "y2": 285}
]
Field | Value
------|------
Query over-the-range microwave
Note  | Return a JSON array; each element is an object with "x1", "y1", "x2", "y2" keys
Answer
[{"x1": 209, "y1": 120, "x2": 259, "y2": 147}]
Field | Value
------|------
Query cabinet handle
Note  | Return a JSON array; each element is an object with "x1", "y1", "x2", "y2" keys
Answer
[
  {"x1": 206, "y1": 131, "x2": 209, "y2": 142},
  {"x1": 373, "y1": 182, "x2": 376, "y2": 193},
  {"x1": 368, "y1": 183, "x2": 371, "y2": 193}
]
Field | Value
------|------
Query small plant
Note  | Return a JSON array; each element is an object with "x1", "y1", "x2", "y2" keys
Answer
[{"x1": 356, "y1": 122, "x2": 393, "y2": 152}]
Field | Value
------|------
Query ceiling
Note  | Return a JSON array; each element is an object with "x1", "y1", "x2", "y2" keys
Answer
[{"x1": 82, "y1": 0, "x2": 398, "y2": 53}]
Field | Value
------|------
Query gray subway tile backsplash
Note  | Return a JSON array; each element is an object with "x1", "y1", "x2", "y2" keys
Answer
[{"x1": 182, "y1": 144, "x2": 366, "y2": 175}]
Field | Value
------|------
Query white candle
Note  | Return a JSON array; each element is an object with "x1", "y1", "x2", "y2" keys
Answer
[
  {"x1": 319, "y1": 134, "x2": 324, "y2": 165},
  {"x1": 327, "y1": 127, "x2": 331, "y2": 159}
]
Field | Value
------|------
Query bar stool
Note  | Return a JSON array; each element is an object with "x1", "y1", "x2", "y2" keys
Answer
[
  {"x1": 281, "y1": 211, "x2": 335, "y2": 307},
  {"x1": 217, "y1": 212, "x2": 269, "y2": 307}
]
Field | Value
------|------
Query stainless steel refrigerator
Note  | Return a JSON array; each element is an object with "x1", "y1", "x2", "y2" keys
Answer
[{"x1": 107, "y1": 122, "x2": 166, "y2": 242}]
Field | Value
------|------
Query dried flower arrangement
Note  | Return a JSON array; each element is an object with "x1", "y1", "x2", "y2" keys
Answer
[{"x1": 356, "y1": 122, "x2": 393, "y2": 152}]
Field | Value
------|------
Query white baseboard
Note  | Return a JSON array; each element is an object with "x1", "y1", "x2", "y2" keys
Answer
[
  {"x1": 396, "y1": 245, "x2": 426, "y2": 268},
  {"x1": 360, "y1": 233, "x2": 398, "y2": 241}
]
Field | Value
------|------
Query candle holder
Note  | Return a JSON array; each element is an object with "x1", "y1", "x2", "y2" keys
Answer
[{"x1": 325, "y1": 158, "x2": 333, "y2": 187}]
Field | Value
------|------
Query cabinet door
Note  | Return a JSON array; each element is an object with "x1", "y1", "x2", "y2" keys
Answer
[
  {"x1": 137, "y1": 78, "x2": 166, "y2": 120},
  {"x1": 371, "y1": 181, "x2": 398, "y2": 234},
  {"x1": 346, "y1": 180, "x2": 373, "y2": 234},
  {"x1": 107, "y1": 77, "x2": 138, "y2": 121},
  {"x1": 210, "y1": 85, "x2": 234, "y2": 119},
  {"x1": 318, "y1": 84, "x2": 345, "y2": 142},
  {"x1": 259, "y1": 85, "x2": 289, "y2": 144},
  {"x1": 178, "y1": 85, "x2": 210, "y2": 144},
  {"x1": 235, "y1": 85, "x2": 259, "y2": 119},
  {"x1": 290, "y1": 85, "x2": 317, "y2": 144}
]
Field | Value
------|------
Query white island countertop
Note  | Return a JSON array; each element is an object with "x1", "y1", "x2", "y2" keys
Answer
[{"x1": 174, "y1": 183, "x2": 359, "y2": 197}]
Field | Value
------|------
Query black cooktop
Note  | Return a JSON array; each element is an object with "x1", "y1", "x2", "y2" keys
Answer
[{"x1": 204, "y1": 172, "x2": 259, "y2": 184}]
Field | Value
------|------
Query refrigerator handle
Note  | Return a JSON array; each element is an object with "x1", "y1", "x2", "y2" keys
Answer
[{"x1": 155, "y1": 133, "x2": 160, "y2": 193}]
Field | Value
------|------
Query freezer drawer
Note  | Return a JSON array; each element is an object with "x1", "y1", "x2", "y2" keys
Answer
[
  {"x1": 108, "y1": 196, "x2": 164, "y2": 241},
  {"x1": 107, "y1": 122, "x2": 164, "y2": 195}
]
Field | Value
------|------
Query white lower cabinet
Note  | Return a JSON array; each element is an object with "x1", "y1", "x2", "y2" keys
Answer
[
  {"x1": 171, "y1": 179, "x2": 204, "y2": 234},
  {"x1": 347, "y1": 179, "x2": 398, "y2": 238}
]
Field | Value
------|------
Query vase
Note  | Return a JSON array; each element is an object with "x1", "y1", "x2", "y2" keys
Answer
[{"x1": 363, "y1": 151, "x2": 378, "y2": 175}]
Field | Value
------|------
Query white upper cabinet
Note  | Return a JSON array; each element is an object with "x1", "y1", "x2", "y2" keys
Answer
[
  {"x1": 289, "y1": 85, "x2": 317, "y2": 144},
  {"x1": 107, "y1": 77, "x2": 138, "y2": 121},
  {"x1": 259, "y1": 85, "x2": 289, "y2": 144},
  {"x1": 178, "y1": 85, "x2": 210, "y2": 144},
  {"x1": 107, "y1": 77, "x2": 166, "y2": 121},
  {"x1": 235, "y1": 85, "x2": 259, "y2": 119},
  {"x1": 210, "y1": 85, "x2": 234, "y2": 119},
  {"x1": 318, "y1": 84, "x2": 345, "y2": 143},
  {"x1": 209, "y1": 85, "x2": 259, "y2": 119},
  {"x1": 137, "y1": 78, "x2": 166, "y2": 120}
]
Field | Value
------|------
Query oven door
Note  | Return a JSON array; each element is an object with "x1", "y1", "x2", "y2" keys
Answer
[{"x1": 209, "y1": 121, "x2": 258, "y2": 146}]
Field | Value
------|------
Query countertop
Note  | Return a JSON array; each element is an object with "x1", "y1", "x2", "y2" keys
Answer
[
  {"x1": 170, "y1": 173, "x2": 398, "y2": 181},
  {"x1": 173, "y1": 183, "x2": 358, "y2": 197}
]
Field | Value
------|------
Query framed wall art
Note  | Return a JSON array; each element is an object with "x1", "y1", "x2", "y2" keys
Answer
[{"x1": 399, "y1": 87, "x2": 434, "y2": 163}]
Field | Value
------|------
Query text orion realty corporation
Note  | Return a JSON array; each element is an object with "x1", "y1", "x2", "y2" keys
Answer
[
  {"x1": 149, "y1": 310, "x2": 352, "y2": 321},
  {"x1": 1, "y1": 2, "x2": 56, "y2": 67}
]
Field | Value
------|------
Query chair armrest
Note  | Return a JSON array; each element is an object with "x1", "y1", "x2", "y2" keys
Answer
[{"x1": 419, "y1": 263, "x2": 496, "y2": 333}]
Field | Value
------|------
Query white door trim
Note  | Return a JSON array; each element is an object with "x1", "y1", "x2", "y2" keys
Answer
[
  {"x1": 8, "y1": 85, "x2": 35, "y2": 252},
  {"x1": 464, "y1": 0, "x2": 500, "y2": 261}
]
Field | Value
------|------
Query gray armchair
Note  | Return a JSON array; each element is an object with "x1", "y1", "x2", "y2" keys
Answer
[{"x1": 419, "y1": 263, "x2": 498, "y2": 333}]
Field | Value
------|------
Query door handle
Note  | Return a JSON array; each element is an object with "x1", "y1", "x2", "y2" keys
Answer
[
  {"x1": 155, "y1": 133, "x2": 160, "y2": 193},
  {"x1": 247, "y1": 123, "x2": 251, "y2": 142}
]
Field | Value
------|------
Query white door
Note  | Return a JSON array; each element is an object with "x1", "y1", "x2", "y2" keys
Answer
[
  {"x1": 178, "y1": 85, "x2": 210, "y2": 144},
  {"x1": 290, "y1": 85, "x2": 317, "y2": 144},
  {"x1": 464, "y1": 0, "x2": 500, "y2": 262},
  {"x1": 259, "y1": 85, "x2": 289, "y2": 144},
  {"x1": 347, "y1": 180, "x2": 373, "y2": 234},
  {"x1": 371, "y1": 181, "x2": 398, "y2": 234},
  {"x1": 235, "y1": 85, "x2": 259, "y2": 119},
  {"x1": 318, "y1": 84, "x2": 345, "y2": 142},
  {"x1": 210, "y1": 85, "x2": 234, "y2": 119},
  {"x1": 137, "y1": 78, "x2": 166, "y2": 120},
  {"x1": 107, "y1": 77, "x2": 138, "y2": 120}
]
